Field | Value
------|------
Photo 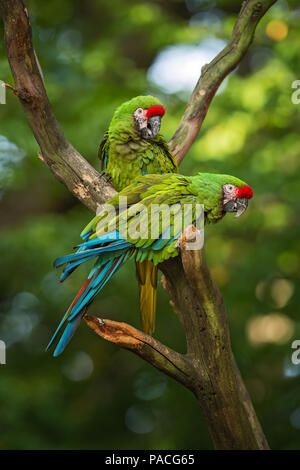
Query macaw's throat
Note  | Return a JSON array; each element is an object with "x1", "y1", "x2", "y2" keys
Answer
[{"x1": 223, "y1": 197, "x2": 248, "y2": 218}]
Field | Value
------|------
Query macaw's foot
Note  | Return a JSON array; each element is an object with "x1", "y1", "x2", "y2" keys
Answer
[{"x1": 100, "y1": 171, "x2": 113, "y2": 185}]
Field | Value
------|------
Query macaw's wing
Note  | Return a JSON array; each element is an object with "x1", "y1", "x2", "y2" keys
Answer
[
  {"x1": 81, "y1": 173, "x2": 199, "y2": 256},
  {"x1": 80, "y1": 174, "x2": 183, "y2": 241},
  {"x1": 98, "y1": 131, "x2": 110, "y2": 171},
  {"x1": 112, "y1": 173, "x2": 189, "y2": 206},
  {"x1": 118, "y1": 176, "x2": 199, "y2": 265}
]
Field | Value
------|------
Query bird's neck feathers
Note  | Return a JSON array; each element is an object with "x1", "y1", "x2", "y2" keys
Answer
[{"x1": 188, "y1": 174, "x2": 224, "y2": 224}]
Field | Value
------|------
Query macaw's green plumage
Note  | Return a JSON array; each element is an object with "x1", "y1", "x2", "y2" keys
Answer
[
  {"x1": 99, "y1": 95, "x2": 178, "y2": 191},
  {"x1": 47, "y1": 172, "x2": 253, "y2": 356},
  {"x1": 99, "y1": 95, "x2": 178, "y2": 335}
]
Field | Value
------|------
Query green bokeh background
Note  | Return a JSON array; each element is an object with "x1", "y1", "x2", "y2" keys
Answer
[{"x1": 0, "y1": 0, "x2": 299, "y2": 450}]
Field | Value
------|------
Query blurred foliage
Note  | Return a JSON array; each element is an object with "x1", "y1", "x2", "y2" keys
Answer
[{"x1": 0, "y1": 0, "x2": 300, "y2": 450}]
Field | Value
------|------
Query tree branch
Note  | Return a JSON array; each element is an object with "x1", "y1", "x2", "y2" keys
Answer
[
  {"x1": 168, "y1": 0, "x2": 277, "y2": 164},
  {"x1": 84, "y1": 316, "x2": 193, "y2": 387},
  {"x1": 0, "y1": 0, "x2": 276, "y2": 449}
]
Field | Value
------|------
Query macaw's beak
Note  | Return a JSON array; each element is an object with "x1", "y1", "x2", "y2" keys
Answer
[
  {"x1": 223, "y1": 197, "x2": 249, "y2": 218},
  {"x1": 141, "y1": 115, "x2": 161, "y2": 139}
]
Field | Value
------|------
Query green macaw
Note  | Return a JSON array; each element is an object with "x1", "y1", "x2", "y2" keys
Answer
[
  {"x1": 99, "y1": 95, "x2": 177, "y2": 190},
  {"x1": 47, "y1": 172, "x2": 253, "y2": 356},
  {"x1": 99, "y1": 95, "x2": 178, "y2": 335}
]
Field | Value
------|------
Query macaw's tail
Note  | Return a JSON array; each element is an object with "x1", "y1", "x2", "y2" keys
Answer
[
  {"x1": 136, "y1": 260, "x2": 158, "y2": 335},
  {"x1": 47, "y1": 231, "x2": 134, "y2": 356}
]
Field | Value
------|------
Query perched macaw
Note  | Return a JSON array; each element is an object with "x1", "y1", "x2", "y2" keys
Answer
[
  {"x1": 47, "y1": 172, "x2": 253, "y2": 357},
  {"x1": 98, "y1": 95, "x2": 177, "y2": 190},
  {"x1": 99, "y1": 95, "x2": 178, "y2": 335}
]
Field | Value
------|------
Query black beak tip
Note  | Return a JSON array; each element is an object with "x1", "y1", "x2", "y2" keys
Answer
[
  {"x1": 146, "y1": 115, "x2": 161, "y2": 139},
  {"x1": 224, "y1": 197, "x2": 249, "y2": 218}
]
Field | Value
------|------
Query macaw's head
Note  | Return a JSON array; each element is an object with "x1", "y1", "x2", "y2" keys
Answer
[
  {"x1": 111, "y1": 95, "x2": 166, "y2": 140},
  {"x1": 222, "y1": 179, "x2": 253, "y2": 218},
  {"x1": 196, "y1": 173, "x2": 254, "y2": 219}
]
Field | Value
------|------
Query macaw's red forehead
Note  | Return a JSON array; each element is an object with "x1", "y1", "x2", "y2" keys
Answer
[
  {"x1": 237, "y1": 185, "x2": 253, "y2": 199},
  {"x1": 145, "y1": 105, "x2": 166, "y2": 118}
]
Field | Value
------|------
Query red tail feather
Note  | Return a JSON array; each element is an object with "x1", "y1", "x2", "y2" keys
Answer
[{"x1": 68, "y1": 275, "x2": 95, "y2": 312}]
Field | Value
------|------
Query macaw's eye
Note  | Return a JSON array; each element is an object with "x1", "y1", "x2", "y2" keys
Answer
[
  {"x1": 226, "y1": 185, "x2": 234, "y2": 192},
  {"x1": 136, "y1": 108, "x2": 143, "y2": 114}
]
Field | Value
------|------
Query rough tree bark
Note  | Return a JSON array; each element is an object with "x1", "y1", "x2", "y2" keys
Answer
[{"x1": 0, "y1": 0, "x2": 277, "y2": 450}]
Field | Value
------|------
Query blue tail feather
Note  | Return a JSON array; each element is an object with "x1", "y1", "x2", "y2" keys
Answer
[
  {"x1": 46, "y1": 310, "x2": 69, "y2": 352},
  {"x1": 59, "y1": 253, "x2": 101, "y2": 282},
  {"x1": 68, "y1": 254, "x2": 127, "y2": 322},
  {"x1": 67, "y1": 262, "x2": 116, "y2": 321},
  {"x1": 78, "y1": 230, "x2": 123, "y2": 246},
  {"x1": 58, "y1": 242, "x2": 131, "y2": 282},
  {"x1": 48, "y1": 227, "x2": 135, "y2": 356},
  {"x1": 54, "y1": 240, "x2": 130, "y2": 269},
  {"x1": 53, "y1": 315, "x2": 82, "y2": 357},
  {"x1": 48, "y1": 251, "x2": 132, "y2": 356}
]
